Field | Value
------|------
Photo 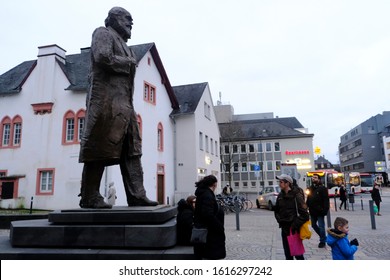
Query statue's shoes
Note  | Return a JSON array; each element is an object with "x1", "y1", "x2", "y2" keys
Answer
[
  {"x1": 127, "y1": 196, "x2": 158, "y2": 206},
  {"x1": 79, "y1": 198, "x2": 112, "y2": 209}
]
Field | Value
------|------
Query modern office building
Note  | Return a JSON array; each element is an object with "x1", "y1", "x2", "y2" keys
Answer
[
  {"x1": 339, "y1": 111, "x2": 390, "y2": 183},
  {"x1": 216, "y1": 104, "x2": 315, "y2": 194},
  {"x1": 383, "y1": 135, "x2": 390, "y2": 184}
]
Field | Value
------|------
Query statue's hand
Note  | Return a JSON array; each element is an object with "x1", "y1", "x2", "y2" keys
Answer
[{"x1": 129, "y1": 57, "x2": 138, "y2": 66}]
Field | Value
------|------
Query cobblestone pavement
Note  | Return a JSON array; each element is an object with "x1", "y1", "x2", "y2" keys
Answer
[
  {"x1": 1, "y1": 188, "x2": 389, "y2": 260},
  {"x1": 224, "y1": 188, "x2": 390, "y2": 260}
]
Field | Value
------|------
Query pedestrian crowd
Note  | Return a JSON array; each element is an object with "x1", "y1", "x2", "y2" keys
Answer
[{"x1": 175, "y1": 173, "x2": 385, "y2": 260}]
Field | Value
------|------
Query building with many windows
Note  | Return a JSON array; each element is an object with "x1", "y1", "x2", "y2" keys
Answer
[
  {"x1": 216, "y1": 104, "x2": 314, "y2": 194},
  {"x1": 338, "y1": 111, "x2": 390, "y2": 183},
  {"x1": 0, "y1": 43, "x2": 220, "y2": 209},
  {"x1": 383, "y1": 135, "x2": 390, "y2": 184}
]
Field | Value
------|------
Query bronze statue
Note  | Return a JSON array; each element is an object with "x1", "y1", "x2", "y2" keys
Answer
[{"x1": 78, "y1": 7, "x2": 158, "y2": 208}]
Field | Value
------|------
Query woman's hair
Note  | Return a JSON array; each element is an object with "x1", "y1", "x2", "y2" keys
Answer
[
  {"x1": 334, "y1": 217, "x2": 348, "y2": 229},
  {"x1": 195, "y1": 175, "x2": 218, "y2": 188},
  {"x1": 186, "y1": 195, "x2": 196, "y2": 205}
]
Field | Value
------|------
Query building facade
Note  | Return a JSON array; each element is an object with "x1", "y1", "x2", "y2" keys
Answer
[
  {"x1": 383, "y1": 135, "x2": 390, "y2": 184},
  {"x1": 171, "y1": 82, "x2": 221, "y2": 201},
  {"x1": 339, "y1": 111, "x2": 390, "y2": 183},
  {"x1": 0, "y1": 43, "x2": 220, "y2": 209},
  {"x1": 216, "y1": 105, "x2": 314, "y2": 194}
]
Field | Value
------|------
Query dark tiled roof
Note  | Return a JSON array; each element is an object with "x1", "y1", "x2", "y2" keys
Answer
[
  {"x1": 315, "y1": 155, "x2": 331, "y2": 164},
  {"x1": 0, "y1": 43, "x2": 179, "y2": 109},
  {"x1": 61, "y1": 50, "x2": 90, "y2": 91},
  {"x1": 132, "y1": 42, "x2": 155, "y2": 63},
  {"x1": 62, "y1": 43, "x2": 155, "y2": 91},
  {"x1": 171, "y1": 82, "x2": 208, "y2": 115},
  {"x1": 219, "y1": 117, "x2": 313, "y2": 141},
  {"x1": 0, "y1": 60, "x2": 36, "y2": 94}
]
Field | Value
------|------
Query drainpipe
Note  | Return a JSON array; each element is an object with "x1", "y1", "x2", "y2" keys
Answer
[{"x1": 170, "y1": 115, "x2": 178, "y2": 192}]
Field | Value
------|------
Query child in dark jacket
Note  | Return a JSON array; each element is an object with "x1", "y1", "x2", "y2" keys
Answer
[
  {"x1": 326, "y1": 217, "x2": 358, "y2": 260},
  {"x1": 176, "y1": 195, "x2": 196, "y2": 245}
]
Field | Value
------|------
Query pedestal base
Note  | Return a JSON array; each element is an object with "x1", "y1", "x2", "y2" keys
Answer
[
  {"x1": 10, "y1": 218, "x2": 177, "y2": 248},
  {"x1": 0, "y1": 236, "x2": 195, "y2": 260},
  {"x1": 10, "y1": 205, "x2": 177, "y2": 249}
]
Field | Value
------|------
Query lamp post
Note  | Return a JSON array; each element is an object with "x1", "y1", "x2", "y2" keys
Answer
[
  {"x1": 259, "y1": 130, "x2": 267, "y2": 192},
  {"x1": 255, "y1": 165, "x2": 260, "y2": 195},
  {"x1": 259, "y1": 139, "x2": 265, "y2": 192}
]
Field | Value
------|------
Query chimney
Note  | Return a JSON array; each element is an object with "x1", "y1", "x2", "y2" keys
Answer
[{"x1": 38, "y1": 44, "x2": 66, "y2": 63}]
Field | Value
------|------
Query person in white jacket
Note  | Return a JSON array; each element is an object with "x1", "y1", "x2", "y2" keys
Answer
[{"x1": 107, "y1": 182, "x2": 117, "y2": 206}]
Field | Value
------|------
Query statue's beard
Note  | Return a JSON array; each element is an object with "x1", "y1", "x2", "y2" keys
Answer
[{"x1": 113, "y1": 23, "x2": 131, "y2": 41}]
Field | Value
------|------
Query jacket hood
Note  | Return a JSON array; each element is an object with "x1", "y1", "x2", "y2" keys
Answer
[
  {"x1": 280, "y1": 186, "x2": 301, "y2": 199},
  {"x1": 177, "y1": 198, "x2": 192, "y2": 212},
  {"x1": 326, "y1": 228, "x2": 347, "y2": 246},
  {"x1": 195, "y1": 185, "x2": 213, "y2": 197}
]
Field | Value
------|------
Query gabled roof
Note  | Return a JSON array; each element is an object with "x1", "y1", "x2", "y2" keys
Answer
[
  {"x1": 171, "y1": 82, "x2": 208, "y2": 115},
  {"x1": 0, "y1": 60, "x2": 36, "y2": 94},
  {"x1": 315, "y1": 155, "x2": 331, "y2": 164},
  {"x1": 0, "y1": 43, "x2": 179, "y2": 109},
  {"x1": 140, "y1": 43, "x2": 179, "y2": 109},
  {"x1": 59, "y1": 49, "x2": 90, "y2": 91},
  {"x1": 219, "y1": 117, "x2": 313, "y2": 141}
]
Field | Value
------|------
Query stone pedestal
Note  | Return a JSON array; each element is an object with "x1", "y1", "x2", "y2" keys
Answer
[
  {"x1": 10, "y1": 205, "x2": 177, "y2": 248},
  {"x1": 1, "y1": 205, "x2": 196, "y2": 259}
]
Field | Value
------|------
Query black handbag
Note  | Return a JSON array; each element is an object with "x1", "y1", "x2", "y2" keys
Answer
[{"x1": 190, "y1": 227, "x2": 208, "y2": 244}]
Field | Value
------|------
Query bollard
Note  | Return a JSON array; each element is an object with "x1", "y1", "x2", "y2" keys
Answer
[
  {"x1": 348, "y1": 193, "x2": 355, "y2": 211},
  {"x1": 360, "y1": 195, "x2": 364, "y2": 210},
  {"x1": 369, "y1": 200, "x2": 376, "y2": 230},
  {"x1": 29, "y1": 196, "x2": 33, "y2": 214},
  {"x1": 334, "y1": 196, "x2": 337, "y2": 212},
  {"x1": 167, "y1": 196, "x2": 169, "y2": 205},
  {"x1": 326, "y1": 209, "x2": 331, "y2": 228},
  {"x1": 234, "y1": 199, "x2": 240, "y2": 230}
]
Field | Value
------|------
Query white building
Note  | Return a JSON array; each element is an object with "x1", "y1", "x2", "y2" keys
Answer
[
  {"x1": 0, "y1": 43, "x2": 220, "y2": 209},
  {"x1": 171, "y1": 82, "x2": 221, "y2": 201}
]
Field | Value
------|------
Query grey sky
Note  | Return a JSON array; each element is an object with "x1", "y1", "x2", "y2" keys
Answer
[{"x1": 1, "y1": 0, "x2": 389, "y2": 163}]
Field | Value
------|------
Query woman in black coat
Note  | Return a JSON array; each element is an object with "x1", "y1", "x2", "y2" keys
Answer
[
  {"x1": 339, "y1": 184, "x2": 347, "y2": 210},
  {"x1": 193, "y1": 175, "x2": 226, "y2": 260},
  {"x1": 371, "y1": 183, "x2": 382, "y2": 216}
]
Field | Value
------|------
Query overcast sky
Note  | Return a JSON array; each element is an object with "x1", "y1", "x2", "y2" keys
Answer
[{"x1": 1, "y1": 0, "x2": 390, "y2": 163}]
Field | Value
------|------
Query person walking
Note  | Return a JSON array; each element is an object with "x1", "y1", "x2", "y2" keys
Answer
[
  {"x1": 326, "y1": 217, "x2": 359, "y2": 260},
  {"x1": 274, "y1": 174, "x2": 309, "y2": 260},
  {"x1": 193, "y1": 175, "x2": 226, "y2": 260},
  {"x1": 371, "y1": 183, "x2": 382, "y2": 216},
  {"x1": 306, "y1": 173, "x2": 330, "y2": 248},
  {"x1": 339, "y1": 184, "x2": 347, "y2": 210},
  {"x1": 222, "y1": 184, "x2": 233, "y2": 196}
]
